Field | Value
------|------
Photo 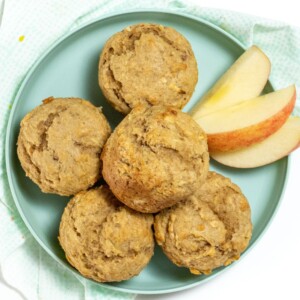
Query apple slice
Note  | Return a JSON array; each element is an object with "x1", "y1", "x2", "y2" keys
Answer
[
  {"x1": 190, "y1": 45, "x2": 271, "y2": 118},
  {"x1": 210, "y1": 117, "x2": 300, "y2": 168},
  {"x1": 193, "y1": 85, "x2": 296, "y2": 152}
]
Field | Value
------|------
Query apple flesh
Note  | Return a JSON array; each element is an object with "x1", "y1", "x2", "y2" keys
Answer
[
  {"x1": 210, "y1": 117, "x2": 300, "y2": 168},
  {"x1": 190, "y1": 45, "x2": 271, "y2": 118},
  {"x1": 193, "y1": 85, "x2": 296, "y2": 152}
]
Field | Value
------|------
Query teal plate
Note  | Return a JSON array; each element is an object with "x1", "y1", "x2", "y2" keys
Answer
[{"x1": 5, "y1": 10, "x2": 288, "y2": 294}]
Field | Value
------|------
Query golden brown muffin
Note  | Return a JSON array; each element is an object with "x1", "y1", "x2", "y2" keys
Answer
[
  {"x1": 154, "y1": 172, "x2": 252, "y2": 275},
  {"x1": 17, "y1": 97, "x2": 111, "y2": 196},
  {"x1": 98, "y1": 23, "x2": 198, "y2": 114},
  {"x1": 101, "y1": 105, "x2": 209, "y2": 213},
  {"x1": 58, "y1": 185, "x2": 154, "y2": 282}
]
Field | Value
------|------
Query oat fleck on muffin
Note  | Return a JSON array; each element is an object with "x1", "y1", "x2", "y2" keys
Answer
[
  {"x1": 99, "y1": 23, "x2": 198, "y2": 114},
  {"x1": 17, "y1": 97, "x2": 111, "y2": 196},
  {"x1": 154, "y1": 172, "x2": 252, "y2": 275},
  {"x1": 101, "y1": 105, "x2": 209, "y2": 213},
  {"x1": 58, "y1": 186, "x2": 154, "y2": 282}
]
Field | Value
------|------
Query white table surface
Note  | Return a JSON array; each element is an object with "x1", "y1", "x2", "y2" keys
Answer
[{"x1": 1, "y1": 0, "x2": 299, "y2": 299}]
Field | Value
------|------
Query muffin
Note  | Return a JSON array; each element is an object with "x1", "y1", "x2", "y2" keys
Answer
[
  {"x1": 98, "y1": 23, "x2": 198, "y2": 114},
  {"x1": 101, "y1": 105, "x2": 209, "y2": 213},
  {"x1": 58, "y1": 185, "x2": 154, "y2": 282},
  {"x1": 154, "y1": 172, "x2": 252, "y2": 275},
  {"x1": 17, "y1": 97, "x2": 111, "y2": 196}
]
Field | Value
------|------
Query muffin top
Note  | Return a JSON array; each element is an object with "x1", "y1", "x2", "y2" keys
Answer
[
  {"x1": 101, "y1": 105, "x2": 209, "y2": 213},
  {"x1": 154, "y1": 172, "x2": 252, "y2": 275},
  {"x1": 99, "y1": 23, "x2": 198, "y2": 114},
  {"x1": 59, "y1": 186, "x2": 154, "y2": 282},
  {"x1": 17, "y1": 97, "x2": 111, "y2": 196}
]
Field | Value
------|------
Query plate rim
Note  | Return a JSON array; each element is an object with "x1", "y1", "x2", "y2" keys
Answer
[{"x1": 5, "y1": 8, "x2": 291, "y2": 295}]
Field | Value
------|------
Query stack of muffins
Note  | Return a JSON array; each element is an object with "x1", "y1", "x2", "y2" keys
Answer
[{"x1": 17, "y1": 24, "x2": 252, "y2": 283}]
